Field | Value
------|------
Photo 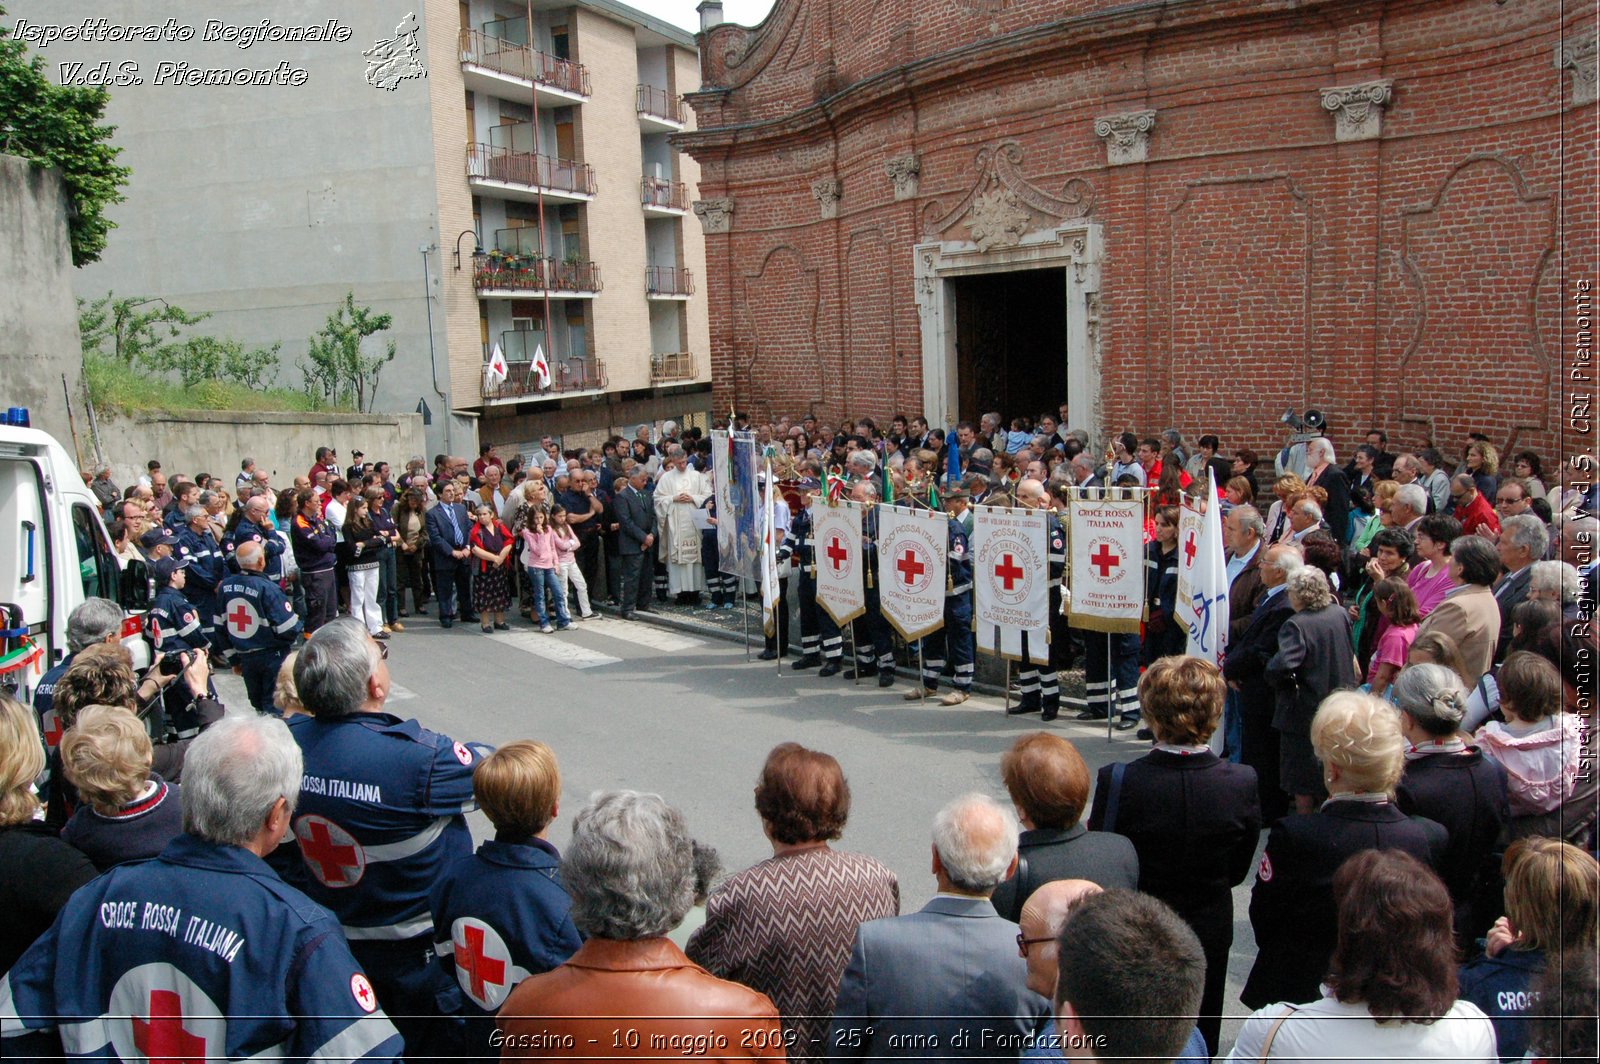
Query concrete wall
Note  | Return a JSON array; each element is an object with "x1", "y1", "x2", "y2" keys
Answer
[
  {"x1": 0, "y1": 155, "x2": 86, "y2": 453},
  {"x1": 4, "y1": 0, "x2": 449, "y2": 422},
  {"x1": 95, "y1": 410, "x2": 427, "y2": 489}
]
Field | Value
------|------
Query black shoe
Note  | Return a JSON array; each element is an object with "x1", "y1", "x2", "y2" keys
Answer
[
  {"x1": 1115, "y1": 716, "x2": 1140, "y2": 731},
  {"x1": 463, "y1": 615, "x2": 480, "y2": 625},
  {"x1": 619, "y1": 612, "x2": 634, "y2": 621},
  {"x1": 818, "y1": 661, "x2": 841, "y2": 678},
  {"x1": 791, "y1": 656, "x2": 820, "y2": 671},
  {"x1": 1136, "y1": 727, "x2": 1154, "y2": 741},
  {"x1": 1007, "y1": 702, "x2": 1041, "y2": 716},
  {"x1": 877, "y1": 672, "x2": 895, "y2": 688},
  {"x1": 1041, "y1": 705, "x2": 1059, "y2": 722},
  {"x1": 1075, "y1": 710, "x2": 1109, "y2": 721},
  {"x1": 494, "y1": 622, "x2": 511, "y2": 631},
  {"x1": 758, "y1": 648, "x2": 779, "y2": 661},
  {"x1": 372, "y1": 630, "x2": 390, "y2": 640},
  {"x1": 854, "y1": 663, "x2": 878, "y2": 678},
  {"x1": 416, "y1": 608, "x2": 429, "y2": 616},
  {"x1": 440, "y1": 619, "x2": 454, "y2": 629}
]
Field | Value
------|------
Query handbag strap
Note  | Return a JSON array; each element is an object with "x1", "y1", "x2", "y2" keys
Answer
[
  {"x1": 1102, "y1": 762, "x2": 1127, "y2": 834},
  {"x1": 1258, "y1": 1005, "x2": 1297, "y2": 1062}
]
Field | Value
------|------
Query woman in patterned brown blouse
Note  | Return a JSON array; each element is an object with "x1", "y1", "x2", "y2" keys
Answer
[{"x1": 687, "y1": 743, "x2": 900, "y2": 1060}]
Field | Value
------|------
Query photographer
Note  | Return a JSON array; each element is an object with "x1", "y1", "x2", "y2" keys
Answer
[{"x1": 44, "y1": 641, "x2": 222, "y2": 829}]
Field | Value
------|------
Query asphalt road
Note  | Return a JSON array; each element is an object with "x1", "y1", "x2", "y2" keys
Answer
[{"x1": 216, "y1": 610, "x2": 1262, "y2": 1050}]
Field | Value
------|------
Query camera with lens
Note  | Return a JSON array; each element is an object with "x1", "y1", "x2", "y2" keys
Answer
[
  {"x1": 1276, "y1": 408, "x2": 1330, "y2": 479},
  {"x1": 157, "y1": 650, "x2": 194, "y2": 676}
]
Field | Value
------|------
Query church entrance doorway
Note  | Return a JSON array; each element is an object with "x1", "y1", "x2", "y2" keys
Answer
[{"x1": 951, "y1": 268, "x2": 1067, "y2": 427}]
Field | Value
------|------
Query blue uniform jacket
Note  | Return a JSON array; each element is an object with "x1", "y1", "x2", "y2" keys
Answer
[
  {"x1": 145, "y1": 586, "x2": 208, "y2": 655},
  {"x1": 287, "y1": 713, "x2": 489, "y2": 943},
  {"x1": 223, "y1": 517, "x2": 285, "y2": 582},
  {"x1": 175, "y1": 525, "x2": 224, "y2": 593},
  {"x1": 291, "y1": 512, "x2": 338, "y2": 573},
  {"x1": 947, "y1": 516, "x2": 973, "y2": 599},
  {"x1": 777, "y1": 505, "x2": 815, "y2": 576},
  {"x1": 0, "y1": 833, "x2": 403, "y2": 1062},
  {"x1": 429, "y1": 838, "x2": 582, "y2": 1041},
  {"x1": 212, "y1": 571, "x2": 302, "y2": 661},
  {"x1": 1458, "y1": 948, "x2": 1545, "y2": 1063}
]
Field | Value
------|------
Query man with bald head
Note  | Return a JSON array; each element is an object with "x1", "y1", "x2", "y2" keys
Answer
[
  {"x1": 830, "y1": 794, "x2": 1049, "y2": 1060},
  {"x1": 223, "y1": 490, "x2": 286, "y2": 585},
  {"x1": 214, "y1": 539, "x2": 302, "y2": 714}
]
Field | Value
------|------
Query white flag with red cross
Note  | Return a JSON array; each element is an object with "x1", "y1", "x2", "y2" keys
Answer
[
  {"x1": 1067, "y1": 497, "x2": 1146, "y2": 634},
  {"x1": 876, "y1": 503, "x2": 948, "y2": 642},
  {"x1": 486, "y1": 343, "x2": 508, "y2": 384},
  {"x1": 810, "y1": 500, "x2": 865, "y2": 626},
  {"x1": 972, "y1": 506, "x2": 1050, "y2": 664},
  {"x1": 531, "y1": 343, "x2": 551, "y2": 390},
  {"x1": 1174, "y1": 495, "x2": 1205, "y2": 628},
  {"x1": 1185, "y1": 473, "x2": 1230, "y2": 665}
]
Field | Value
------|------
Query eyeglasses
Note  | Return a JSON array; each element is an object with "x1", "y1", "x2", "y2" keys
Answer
[
  {"x1": 374, "y1": 640, "x2": 389, "y2": 661},
  {"x1": 1017, "y1": 934, "x2": 1056, "y2": 960}
]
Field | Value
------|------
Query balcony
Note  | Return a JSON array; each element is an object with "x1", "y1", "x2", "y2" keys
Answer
[
  {"x1": 641, "y1": 176, "x2": 688, "y2": 217},
  {"x1": 636, "y1": 84, "x2": 686, "y2": 132},
  {"x1": 483, "y1": 330, "x2": 606, "y2": 402},
  {"x1": 650, "y1": 352, "x2": 696, "y2": 384},
  {"x1": 474, "y1": 252, "x2": 602, "y2": 299},
  {"x1": 467, "y1": 143, "x2": 596, "y2": 205},
  {"x1": 459, "y1": 28, "x2": 590, "y2": 107},
  {"x1": 645, "y1": 265, "x2": 694, "y2": 300}
]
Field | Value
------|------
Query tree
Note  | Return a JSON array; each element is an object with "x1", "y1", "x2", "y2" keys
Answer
[
  {"x1": 302, "y1": 292, "x2": 397, "y2": 413},
  {"x1": 0, "y1": 4, "x2": 130, "y2": 266},
  {"x1": 78, "y1": 292, "x2": 281, "y2": 390}
]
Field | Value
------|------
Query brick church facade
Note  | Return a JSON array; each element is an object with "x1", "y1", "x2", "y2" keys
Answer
[{"x1": 678, "y1": 0, "x2": 1596, "y2": 462}]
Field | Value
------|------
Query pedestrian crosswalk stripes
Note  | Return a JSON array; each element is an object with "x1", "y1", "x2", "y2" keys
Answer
[{"x1": 483, "y1": 629, "x2": 622, "y2": 670}]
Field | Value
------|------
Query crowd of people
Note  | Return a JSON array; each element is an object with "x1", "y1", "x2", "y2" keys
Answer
[{"x1": 0, "y1": 411, "x2": 1594, "y2": 1063}]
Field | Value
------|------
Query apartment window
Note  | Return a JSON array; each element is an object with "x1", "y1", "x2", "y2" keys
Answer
[{"x1": 551, "y1": 25, "x2": 570, "y2": 60}]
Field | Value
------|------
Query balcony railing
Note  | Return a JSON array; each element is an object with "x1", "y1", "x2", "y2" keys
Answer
[
  {"x1": 474, "y1": 252, "x2": 603, "y2": 294},
  {"x1": 650, "y1": 352, "x2": 695, "y2": 383},
  {"x1": 468, "y1": 143, "x2": 596, "y2": 197},
  {"x1": 636, "y1": 84, "x2": 686, "y2": 124},
  {"x1": 645, "y1": 265, "x2": 694, "y2": 297},
  {"x1": 459, "y1": 28, "x2": 591, "y2": 96},
  {"x1": 641, "y1": 176, "x2": 688, "y2": 211},
  {"x1": 483, "y1": 349, "x2": 608, "y2": 400}
]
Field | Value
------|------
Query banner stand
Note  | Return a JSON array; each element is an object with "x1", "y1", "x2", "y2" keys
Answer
[
  {"x1": 741, "y1": 589, "x2": 751, "y2": 661},
  {"x1": 918, "y1": 642, "x2": 926, "y2": 704}
]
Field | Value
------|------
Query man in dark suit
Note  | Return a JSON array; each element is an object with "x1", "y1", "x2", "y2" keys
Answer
[
  {"x1": 1492, "y1": 513, "x2": 1546, "y2": 660},
  {"x1": 614, "y1": 467, "x2": 657, "y2": 619},
  {"x1": 829, "y1": 793, "x2": 1050, "y2": 1061},
  {"x1": 425, "y1": 482, "x2": 475, "y2": 627},
  {"x1": 1223, "y1": 543, "x2": 1301, "y2": 823}
]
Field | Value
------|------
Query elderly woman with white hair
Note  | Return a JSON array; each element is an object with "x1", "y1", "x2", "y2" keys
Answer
[
  {"x1": 1241, "y1": 691, "x2": 1449, "y2": 1010},
  {"x1": 497, "y1": 791, "x2": 782, "y2": 1060},
  {"x1": 1393, "y1": 663, "x2": 1510, "y2": 943},
  {"x1": 1528, "y1": 559, "x2": 1582, "y2": 618},
  {"x1": 1304, "y1": 436, "x2": 1353, "y2": 546},
  {"x1": 1266, "y1": 567, "x2": 1360, "y2": 813}
]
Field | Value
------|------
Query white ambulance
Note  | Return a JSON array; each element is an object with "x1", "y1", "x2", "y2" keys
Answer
[{"x1": 1, "y1": 413, "x2": 152, "y2": 703}]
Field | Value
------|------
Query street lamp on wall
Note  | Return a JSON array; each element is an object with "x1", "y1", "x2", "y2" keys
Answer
[{"x1": 452, "y1": 228, "x2": 482, "y2": 271}]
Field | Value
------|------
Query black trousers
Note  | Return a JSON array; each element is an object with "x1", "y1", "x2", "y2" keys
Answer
[
  {"x1": 763, "y1": 576, "x2": 791, "y2": 654},
  {"x1": 618, "y1": 551, "x2": 652, "y2": 613},
  {"x1": 432, "y1": 561, "x2": 474, "y2": 620}
]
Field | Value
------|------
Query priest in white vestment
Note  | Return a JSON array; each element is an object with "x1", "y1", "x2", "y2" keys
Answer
[{"x1": 654, "y1": 446, "x2": 711, "y2": 600}]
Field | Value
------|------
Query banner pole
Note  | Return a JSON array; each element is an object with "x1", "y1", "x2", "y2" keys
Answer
[
  {"x1": 1003, "y1": 652, "x2": 1011, "y2": 713},
  {"x1": 918, "y1": 640, "x2": 926, "y2": 703},
  {"x1": 742, "y1": 584, "x2": 751, "y2": 661}
]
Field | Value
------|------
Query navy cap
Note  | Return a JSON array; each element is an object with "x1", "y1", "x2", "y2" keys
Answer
[
  {"x1": 150, "y1": 555, "x2": 190, "y2": 584},
  {"x1": 140, "y1": 527, "x2": 179, "y2": 549}
]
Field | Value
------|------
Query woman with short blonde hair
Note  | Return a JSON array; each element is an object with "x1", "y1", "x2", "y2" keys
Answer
[
  {"x1": 1311, "y1": 690, "x2": 1407, "y2": 796},
  {"x1": 58, "y1": 705, "x2": 184, "y2": 871},
  {"x1": 0, "y1": 693, "x2": 97, "y2": 970}
]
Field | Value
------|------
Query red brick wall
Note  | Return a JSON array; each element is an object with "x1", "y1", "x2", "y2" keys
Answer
[{"x1": 680, "y1": 0, "x2": 1597, "y2": 465}]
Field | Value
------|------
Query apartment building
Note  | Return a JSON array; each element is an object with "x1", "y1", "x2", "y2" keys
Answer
[
  {"x1": 437, "y1": 0, "x2": 712, "y2": 450},
  {"x1": 7, "y1": 0, "x2": 710, "y2": 458}
]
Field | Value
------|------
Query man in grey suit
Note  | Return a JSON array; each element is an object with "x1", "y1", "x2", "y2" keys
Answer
[
  {"x1": 829, "y1": 793, "x2": 1050, "y2": 1062},
  {"x1": 1492, "y1": 514, "x2": 1547, "y2": 660},
  {"x1": 614, "y1": 467, "x2": 657, "y2": 619},
  {"x1": 1266, "y1": 567, "x2": 1358, "y2": 814}
]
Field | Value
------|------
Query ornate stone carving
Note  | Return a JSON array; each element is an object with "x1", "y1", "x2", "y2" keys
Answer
[
  {"x1": 1320, "y1": 81, "x2": 1393, "y2": 142},
  {"x1": 692, "y1": 198, "x2": 734, "y2": 233},
  {"x1": 966, "y1": 188, "x2": 1031, "y2": 251},
  {"x1": 811, "y1": 178, "x2": 841, "y2": 219},
  {"x1": 921, "y1": 140, "x2": 1095, "y2": 242},
  {"x1": 1094, "y1": 110, "x2": 1156, "y2": 165},
  {"x1": 1557, "y1": 33, "x2": 1598, "y2": 105},
  {"x1": 886, "y1": 155, "x2": 921, "y2": 201}
]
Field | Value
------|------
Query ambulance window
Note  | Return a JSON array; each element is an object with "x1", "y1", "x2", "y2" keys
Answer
[{"x1": 70, "y1": 504, "x2": 118, "y2": 601}]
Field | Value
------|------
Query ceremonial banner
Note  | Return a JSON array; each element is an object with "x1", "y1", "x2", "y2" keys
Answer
[
  {"x1": 713, "y1": 430, "x2": 760, "y2": 582},
  {"x1": 972, "y1": 506, "x2": 1049, "y2": 664},
  {"x1": 876, "y1": 504, "x2": 948, "y2": 642},
  {"x1": 1067, "y1": 497, "x2": 1146, "y2": 634},
  {"x1": 1174, "y1": 497, "x2": 1205, "y2": 627},
  {"x1": 811, "y1": 500, "x2": 865, "y2": 626},
  {"x1": 1185, "y1": 474, "x2": 1230, "y2": 665},
  {"x1": 760, "y1": 463, "x2": 780, "y2": 638}
]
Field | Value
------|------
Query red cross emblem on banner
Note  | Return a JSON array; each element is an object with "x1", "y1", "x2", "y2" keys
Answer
[
  {"x1": 294, "y1": 815, "x2": 365, "y2": 888},
  {"x1": 41, "y1": 709, "x2": 63, "y2": 749},
  {"x1": 1183, "y1": 532, "x2": 1197, "y2": 566},
  {"x1": 1090, "y1": 543, "x2": 1122, "y2": 578},
  {"x1": 896, "y1": 548, "x2": 925, "y2": 586},
  {"x1": 131, "y1": 988, "x2": 206, "y2": 1063},
  {"x1": 826, "y1": 536, "x2": 849, "y2": 571},
  {"x1": 453, "y1": 920, "x2": 509, "y2": 1008},
  {"x1": 993, "y1": 553, "x2": 1025, "y2": 590}
]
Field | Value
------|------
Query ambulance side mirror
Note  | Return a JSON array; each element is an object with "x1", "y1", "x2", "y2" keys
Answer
[{"x1": 120, "y1": 558, "x2": 153, "y2": 611}]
